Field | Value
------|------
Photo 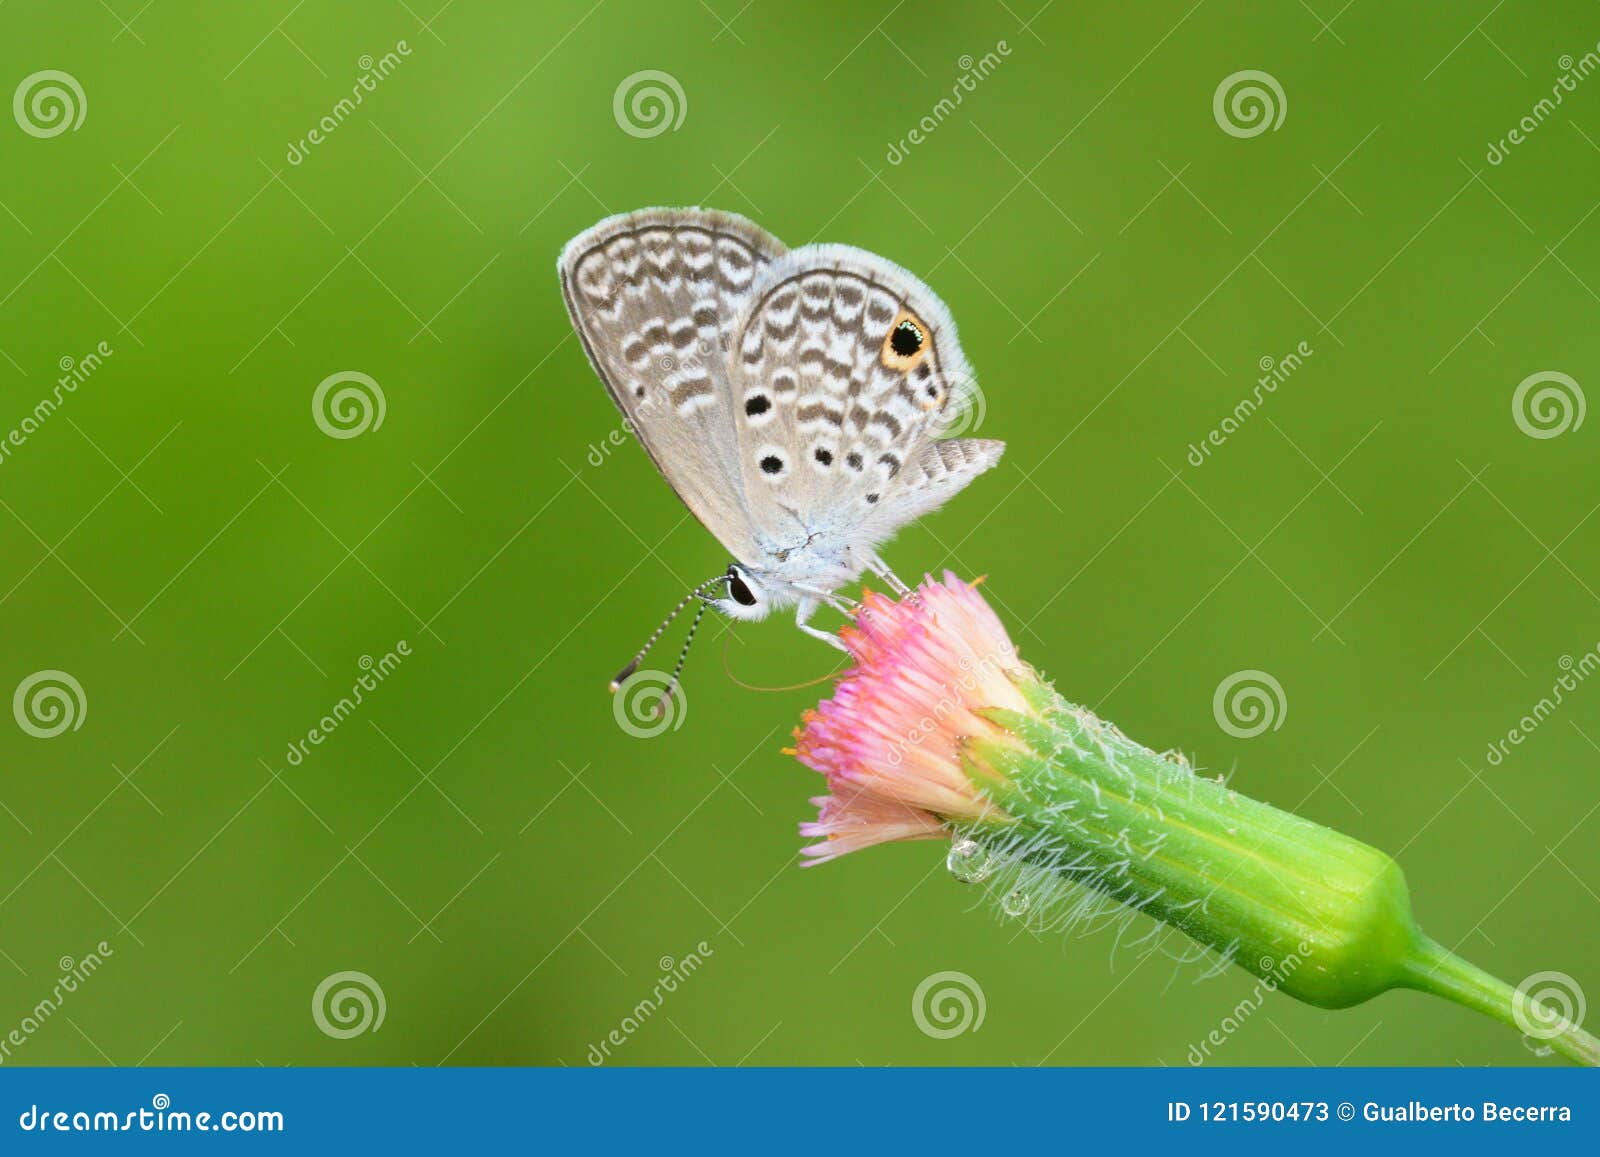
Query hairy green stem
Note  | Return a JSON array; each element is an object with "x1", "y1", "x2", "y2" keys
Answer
[{"x1": 954, "y1": 683, "x2": 1598, "y2": 1065}]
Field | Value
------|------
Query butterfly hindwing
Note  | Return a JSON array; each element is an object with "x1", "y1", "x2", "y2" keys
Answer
[
  {"x1": 725, "y1": 244, "x2": 993, "y2": 554},
  {"x1": 861, "y1": 436, "x2": 1005, "y2": 542},
  {"x1": 558, "y1": 208, "x2": 786, "y2": 559}
]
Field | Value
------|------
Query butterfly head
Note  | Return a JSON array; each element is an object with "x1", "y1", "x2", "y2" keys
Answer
[{"x1": 711, "y1": 563, "x2": 773, "y2": 622}]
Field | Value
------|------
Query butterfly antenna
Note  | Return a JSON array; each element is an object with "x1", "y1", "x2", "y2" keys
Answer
[
  {"x1": 608, "y1": 575, "x2": 723, "y2": 692},
  {"x1": 654, "y1": 600, "x2": 708, "y2": 714}
]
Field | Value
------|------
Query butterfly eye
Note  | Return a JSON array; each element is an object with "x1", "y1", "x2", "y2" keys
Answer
[{"x1": 726, "y1": 566, "x2": 758, "y2": 607}]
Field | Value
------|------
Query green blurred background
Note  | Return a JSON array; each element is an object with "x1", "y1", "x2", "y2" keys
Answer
[{"x1": 1, "y1": 0, "x2": 1597, "y2": 1067}]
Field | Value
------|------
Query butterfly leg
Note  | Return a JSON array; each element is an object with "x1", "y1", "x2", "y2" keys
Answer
[
  {"x1": 795, "y1": 595, "x2": 849, "y2": 652},
  {"x1": 794, "y1": 582, "x2": 858, "y2": 614},
  {"x1": 867, "y1": 554, "x2": 911, "y2": 595}
]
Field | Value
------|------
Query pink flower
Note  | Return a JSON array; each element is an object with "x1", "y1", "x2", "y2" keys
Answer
[
  {"x1": 787, "y1": 581, "x2": 1600, "y2": 1067},
  {"x1": 793, "y1": 573, "x2": 1027, "y2": 864}
]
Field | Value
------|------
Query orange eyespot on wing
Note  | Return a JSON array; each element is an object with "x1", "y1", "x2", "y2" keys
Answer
[{"x1": 880, "y1": 310, "x2": 929, "y2": 374}]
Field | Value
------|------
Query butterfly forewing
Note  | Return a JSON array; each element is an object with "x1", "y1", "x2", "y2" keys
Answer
[{"x1": 558, "y1": 208, "x2": 786, "y2": 559}]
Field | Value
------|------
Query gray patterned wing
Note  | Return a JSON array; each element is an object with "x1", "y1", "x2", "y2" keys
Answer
[
  {"x1": 859, "y1": 437, "x2": 1005, "y2": 543},
  {"x1": 558, "y1": 208, "x2": 786, "y2": 559},
  {"x1": 723, "y1": 244, "x2": 998, "y2": 554}
]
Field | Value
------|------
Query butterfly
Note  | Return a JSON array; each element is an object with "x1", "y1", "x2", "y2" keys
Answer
[{"x1": 558, "y1": 208, "x2": 1003, "y2": 688}]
